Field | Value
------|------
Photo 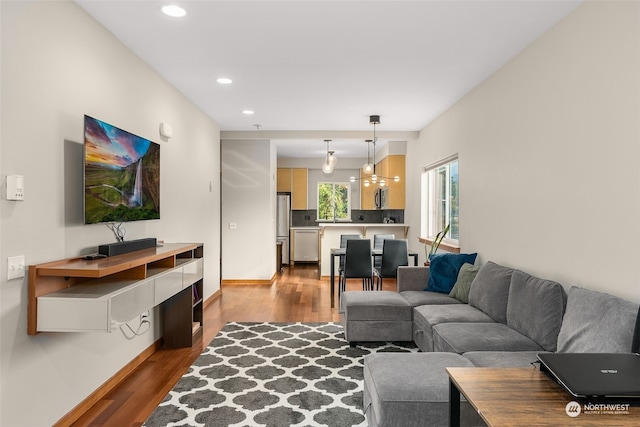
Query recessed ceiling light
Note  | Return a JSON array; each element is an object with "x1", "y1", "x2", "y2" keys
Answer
[
  {"x1": 242, "y1": 110, "x2": 255, "y2": 115},
  {"x1": 162, "y1": 5, "x2": 187, "y2": 18},
  {"x1": 216, "y1": 77, "x2": 233, "y2": 84}
]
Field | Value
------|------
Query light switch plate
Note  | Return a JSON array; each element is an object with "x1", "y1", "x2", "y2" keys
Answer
[{"x1": 7, "y1": 255, "x2": 25, "y2": 280}]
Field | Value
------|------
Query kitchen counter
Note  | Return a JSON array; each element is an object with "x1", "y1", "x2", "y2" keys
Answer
[
  {"x1": 292, "y1": 224, "x2": 406, "y2": 233},
  {"x1": 317, "y1": 222, "x2": 405, "y2": 227},
  {"x1": 317, "y1": 223, "x2": 408, "y2": 238}
]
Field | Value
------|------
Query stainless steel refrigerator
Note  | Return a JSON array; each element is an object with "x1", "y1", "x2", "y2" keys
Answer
[{"x1": 276, "y1": 193, "x2": 291, "y2": 264}]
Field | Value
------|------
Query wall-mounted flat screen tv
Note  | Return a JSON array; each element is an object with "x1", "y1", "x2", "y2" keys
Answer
[{"x1": 84, "y1": 115, "x2": 160, "y2": 224}]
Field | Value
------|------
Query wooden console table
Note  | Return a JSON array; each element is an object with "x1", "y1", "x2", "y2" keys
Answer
[
  {"x1": 28, "y1": 243, "x2": 204, "y2": 348},
  {"x1": 447, "y1": 367, "x2": 640, "y2": 426}
]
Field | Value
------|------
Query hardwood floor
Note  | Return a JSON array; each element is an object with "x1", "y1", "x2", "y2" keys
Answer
[{"x1": 69, "y1": 264, "x2": 396, "y2": 427}]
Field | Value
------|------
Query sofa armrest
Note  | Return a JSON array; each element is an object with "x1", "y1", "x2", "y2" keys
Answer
[{"x1": 397, "y1": 266, "x2": 430, "y2": 292}]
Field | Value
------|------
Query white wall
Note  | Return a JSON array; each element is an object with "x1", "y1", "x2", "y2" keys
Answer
[
  {"x1": 278, "y1": 157, "x2": 368, "y2": 170},
  {"x1": 221, "y1": 139, "x2": 276, "y2": 280},
  {"x1": 405, "y1": 1, "x2": 640, "y2": 303},
  {"x1": 376, "y1": 140, "x2": 408, "y2": 159},
  {"x1": 0, "y1": 1, "x2": 220, "y2": 425}
]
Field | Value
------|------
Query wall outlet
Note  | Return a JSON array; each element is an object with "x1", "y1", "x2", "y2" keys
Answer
[{"x1": 7, "y1": 255, "x2": 25, "y2": 280}]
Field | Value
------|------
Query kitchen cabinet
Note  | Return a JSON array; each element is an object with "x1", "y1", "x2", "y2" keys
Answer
[
  {"x1": 360, "y1": 155, "x2": 405, "y2": 209},
  {"x1": 277, "y1": 168, "x2": 308, "y2": 210},
  {"x1": 277, "y1": 168, "x2": 292, "y2": 192},
  {"x1": 291, "y1": 168, "x2": 308, "y2": 209},
  {"x1": 385, "y1": 155, "x2": 406, "y2": 209}
]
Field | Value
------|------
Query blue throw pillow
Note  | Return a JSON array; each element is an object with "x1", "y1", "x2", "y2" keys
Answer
[{"x1": 426, "y1": 253, "x2": 478, "y2": 293}]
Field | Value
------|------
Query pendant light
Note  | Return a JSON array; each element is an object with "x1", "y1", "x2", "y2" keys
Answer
[
  {"x1": 349, "y1": 115, "x2": 400, "y2": 186},
  {"x1": 367, "y1": 115, "x2": 380, "y2": 177},
  {"x1": 362, "y1": 139, "x2": 374, "y2": 174},
  {"x1": 321, "y1": 139, "x2": 337, "y2": 174}
]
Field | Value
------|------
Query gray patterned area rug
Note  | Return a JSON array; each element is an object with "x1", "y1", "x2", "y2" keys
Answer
[{"x1": 144, "y1": 322, "x2": 417, "y2": 427}]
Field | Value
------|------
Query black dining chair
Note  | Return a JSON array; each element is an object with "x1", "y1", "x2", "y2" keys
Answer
[
  {"x1": 374, "y1": 239, "x2": 409, "y2": 290},
  {"x1": 340, "y1": 239, "x2": 376, "y2": 295},
  {"x1": 339, "y1": 234, "x2": 362, "y2": 276},
  {"x1": 373, "y1": 234, "x2": 395, "y2": 271}
]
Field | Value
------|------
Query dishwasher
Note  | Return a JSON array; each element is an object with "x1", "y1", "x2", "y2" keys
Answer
[{"x1": 293, "y1": 228, "x2": 319, "y2": 262}]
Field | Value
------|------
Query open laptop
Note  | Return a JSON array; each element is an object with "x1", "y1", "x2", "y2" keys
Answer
[{"x1": 537, "y1": 353, "x2": 640, "y2": 401}]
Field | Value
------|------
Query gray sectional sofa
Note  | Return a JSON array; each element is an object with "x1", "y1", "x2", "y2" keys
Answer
[
  {"x1": 340, "y1": 260, "x2": 640, "y2": 426},
  {"x1": 403, "y1": 261, "x2": 567, "y2": 359}
]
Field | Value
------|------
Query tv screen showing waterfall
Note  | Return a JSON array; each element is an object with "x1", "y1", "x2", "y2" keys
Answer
[{"x1": 83, "y1": 115, "x2": 160, "y2": 224}]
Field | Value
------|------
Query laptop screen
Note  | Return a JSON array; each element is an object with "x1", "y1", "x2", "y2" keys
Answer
[{"x1": 538, "y1": 353, "x2": 640, "y2": 399}]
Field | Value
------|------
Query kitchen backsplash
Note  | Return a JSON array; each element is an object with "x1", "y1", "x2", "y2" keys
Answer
[
  {"x1": 291, "y1": 210, "x2": 318, "y2": 227},
  {"x1": 291, "y1": 210, "x2": 404, "y2": 227}
]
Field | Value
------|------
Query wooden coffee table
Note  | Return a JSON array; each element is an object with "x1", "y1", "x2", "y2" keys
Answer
[{"x1": 447, "y1": 367, "x2": 640, "y2": 426}]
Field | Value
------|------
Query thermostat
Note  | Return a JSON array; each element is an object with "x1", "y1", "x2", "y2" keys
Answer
[
  {"x1": 6, "y1": 175, "x2": 24, "y2": 201},
  {"x1": 159, "y1": 122, "x2": 173, "y2": 139}
]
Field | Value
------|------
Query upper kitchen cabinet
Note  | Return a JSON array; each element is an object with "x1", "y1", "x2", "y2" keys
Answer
[
  {"x1": 278, "y1": 168, "x2": 308, "y2": 210},
  {"x1": 384, "y1": 155, "x2": 406, "y2": 209},
  {"x1": 277, "y1": 168, "x2": 292, "y2": 192},
  {"x1": 291, "y1": 168, "x2": 308, "y2": 209},
  {"x1": 360, "y1": 155, "x2": 405, "y2": 209}
]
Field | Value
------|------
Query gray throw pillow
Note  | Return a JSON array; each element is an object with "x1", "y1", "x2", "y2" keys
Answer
[
  {"x1": 557, "y1": 286, "x2": 639, "y2": 353},
  {"x1": 448, "y1": 263, "x2": 479, "y2": 303}
]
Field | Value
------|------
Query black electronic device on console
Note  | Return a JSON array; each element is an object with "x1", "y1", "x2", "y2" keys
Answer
[
  {"x1": 98, "y1": 237, "x2": 157, "y2": 257},
  {"x1": 83, "y1": 254, "x2": 107, "y2": 260}
]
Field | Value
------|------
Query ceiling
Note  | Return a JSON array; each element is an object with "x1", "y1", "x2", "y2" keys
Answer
[{"x1": 76, "y1": 0, "x2": 581, "y2": 159}]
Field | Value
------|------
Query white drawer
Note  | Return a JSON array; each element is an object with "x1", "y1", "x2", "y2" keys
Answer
[
  {"x1": 110, "y1": 278, "x2": 154, "y2": 325},
  {"x1": 154, "y1": 267, "x2": 184, "y2": 305},
  {"x1": 182, "y1": 258, "x2": 203, "y2": 288},
  {"x1": 38, "y1": 298, "x2": 108, "y2": 332},
  {"x1": 37, "y1": 278, "x2": 151, "y2": 332}
]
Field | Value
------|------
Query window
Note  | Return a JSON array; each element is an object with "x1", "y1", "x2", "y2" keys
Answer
[
  {"x1": 421, "y1": 155, "x2": 459, "y2": 243},
  {"x1": 318, "y1": 182, "x2": 351, "y2": 221}
]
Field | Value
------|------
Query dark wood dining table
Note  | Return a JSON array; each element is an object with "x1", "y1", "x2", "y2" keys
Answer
[{"x1": 329, "y1": 248, "x2": 419, "y2": 308}]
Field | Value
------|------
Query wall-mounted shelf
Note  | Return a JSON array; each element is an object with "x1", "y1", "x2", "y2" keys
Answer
[{"x1": 28, "y1": 243, "x2": 204, "y2": 348}]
